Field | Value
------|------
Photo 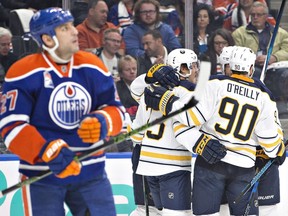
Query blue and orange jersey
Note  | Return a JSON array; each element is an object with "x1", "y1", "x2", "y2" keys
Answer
[{"x1": 0, "y1": 50, "x2": 124, "y2": 184}]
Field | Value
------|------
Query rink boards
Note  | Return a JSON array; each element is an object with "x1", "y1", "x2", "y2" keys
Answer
[{"x1": 0, "y1": 152, "x2": 287, "y2": 216}]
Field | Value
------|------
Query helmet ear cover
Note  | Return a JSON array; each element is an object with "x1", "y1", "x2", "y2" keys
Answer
[
  {"x1": 167, "y1": 48, "x2": 198, "y2": 78},
  {"x1": 229, "y1": 47, "x2": 256, "y2": 74},
  {"x1": 29, "y1": 7, "x2": 74, "y2": 47}
]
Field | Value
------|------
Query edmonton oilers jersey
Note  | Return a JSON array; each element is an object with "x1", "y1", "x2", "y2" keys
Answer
[{"x1": 0, "y1": 51, "x2": 124, "y2": 184}]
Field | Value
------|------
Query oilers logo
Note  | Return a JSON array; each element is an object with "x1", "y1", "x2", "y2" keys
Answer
[{"x1": 49, "y1": 82, "x2": 91, "y2": 129}]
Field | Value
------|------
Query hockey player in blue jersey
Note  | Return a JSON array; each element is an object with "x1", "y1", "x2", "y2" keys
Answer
[{"x1": 0, "y1": 8, "x2": 124, "y2": 216}]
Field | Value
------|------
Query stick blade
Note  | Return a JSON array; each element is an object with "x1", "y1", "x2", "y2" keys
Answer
[{"x1": 194, "y1": 61, "x2": 211, "y2": 101}]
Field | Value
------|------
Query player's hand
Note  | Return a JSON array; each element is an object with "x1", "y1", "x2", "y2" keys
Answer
[
  {"x1": 145, "y1": 64, "x2": 180, "y2": 89},
  {"x1": 40, "y1": 139, "x2": 81, "y2": 178},
  {"x1": 77, "y1": 112, "x2": 109, "y2": 143},
  {"x1": 275, "y1": 142, "x2": 286, "y2": 165},
  {"x1": 193, "y1": 134, "x2": 227, "y2": 164},
  {"x1": 255, "y1": 146, "x2": 270, "y2": 169},
  {"x1": 144, "y1": 84, "x2": 179, "y2": 115}
]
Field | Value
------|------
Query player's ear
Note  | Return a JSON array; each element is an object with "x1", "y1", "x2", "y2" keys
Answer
[
  {"x1": 41, "y1": 34, "x2": 55, "y2": 48},
  {"x1": 249, "y1": 65, "x2": 255, "y2": 78}
]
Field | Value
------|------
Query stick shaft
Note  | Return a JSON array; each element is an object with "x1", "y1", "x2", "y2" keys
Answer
[
  {"x1": 233, "y1": 159, "x2": 274, "y2": 204},
  {"x1": 243, "y1": 168, "x2": 260, "y2": 216},
  {"x1": 260, "y1": 0, "x2": 287, "y2": 82},
  {"x1": 0, "y1": 99, "x2": 196, "y2": 198},
  {"x1": 0, "y1": 62, "x2": 211, "y2": 198},
  {"x1": 243, "y1": 180, "x2": 259, "y2": 216},
  {"x1": 142, "y1": 175, "x2": 150, "y2": 216}
]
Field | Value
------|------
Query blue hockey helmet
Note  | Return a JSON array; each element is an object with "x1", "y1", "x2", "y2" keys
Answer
[{"x1": 29, "y1": 7, "x2": 74, "y2": 46}]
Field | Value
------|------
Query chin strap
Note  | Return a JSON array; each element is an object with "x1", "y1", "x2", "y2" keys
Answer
[{"x1": 42, "y1": 36, "x2": 70, "y2": 64}]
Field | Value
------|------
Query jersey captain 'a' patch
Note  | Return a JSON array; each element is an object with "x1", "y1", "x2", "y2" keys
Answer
[{"x1": 49, "y1": 82, "x2": 91, "y2": 129}]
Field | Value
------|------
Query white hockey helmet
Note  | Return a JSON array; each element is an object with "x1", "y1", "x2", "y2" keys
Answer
[
  {"x1": 229, "y1": 46, "x2": 256, "y2": 75},
  {"x1": 167, "y1": 48, "x2": 198, "y2": 78},
  {"x1": 219, "y1": 46, "x2": 236, "y2": 72}
]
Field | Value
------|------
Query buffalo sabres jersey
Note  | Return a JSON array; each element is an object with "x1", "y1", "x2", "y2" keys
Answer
[
  {"x1": 130, "y1": 74, "x2": 146, "y2": 103},
  {"x1": 173, "y1": 74, "x2": 283, "y2": 168},
  {"x1": 0, "y1": 51, "x2": 124, "y2": 184},
  {"x1": 130, "y1": 80, "x2": 195, "y2": 176}
]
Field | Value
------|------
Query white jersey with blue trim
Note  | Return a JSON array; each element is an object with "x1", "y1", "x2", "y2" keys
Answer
[
  {"x1": 172, "y1": 74, "x2": 283, "y2": 168},
  {"x1": 130, "y1": 81, "x2": 195, "y2": 176}
]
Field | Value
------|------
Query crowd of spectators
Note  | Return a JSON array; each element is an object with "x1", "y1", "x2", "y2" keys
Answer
[{"x1": 1, "y1": 0, "x2": 288, "y2": 153}]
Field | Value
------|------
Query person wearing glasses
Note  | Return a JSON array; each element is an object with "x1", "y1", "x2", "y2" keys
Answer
[
  {"x1": 232, "y1": 1, "x2": 288, "y2": 79},
  {"x1": 76, "y1": 0, "x2": 125, "y2": 55},
  {"x1": 95, "y1": 28, "x2": 122, "y2": 82},
  {"x1": 123, "y1": 0, "x2": 181, "y2": 58},
  {"x1": 199, "y1": 28, "x2": 235, "y2": 75},
  {"x1": 223, "y1": 0, "x2": 275, "y2": 32}
]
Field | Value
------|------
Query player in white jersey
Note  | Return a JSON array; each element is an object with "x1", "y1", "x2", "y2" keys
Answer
[
  {"x1": 130, "y1": 48, "x2": 227, "y2": 216},
  {"x1": 144, "y1": 46, "x2": 286, "y2": 215},
  {"x1": 219, "y1": 46, "x2": 285, "y2": 216}
]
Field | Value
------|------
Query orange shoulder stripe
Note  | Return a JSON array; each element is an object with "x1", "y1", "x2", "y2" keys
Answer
[
  {"x1": 6, "y1": 53, "x2": 49, "y2": 79},
  {"x1": 74, "y1": 51, "x2": 109, "y2": 73}
]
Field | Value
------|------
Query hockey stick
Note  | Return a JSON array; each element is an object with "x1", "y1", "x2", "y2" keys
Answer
[
  {"x1": 243, "y1": 168, "x2": 259, "y2": 216},
  {"x1": 233, "y1": 159, "x2": 274, "y2": 204},
  {"x1": 259, "y1": 0, "x2": 287, "y2": 82},
  {"x1": 243, "y1": 180, "x2": 259, "y2": 216},
  {"x1": 0, "y1": 61, "x2": 211, "y2": 198},
  {"x1": 234, "y1": 140, "x2": 288, "y2": 204},
  {"x1": 142, "y1": 175, "x2": 150, "y2": 216}
]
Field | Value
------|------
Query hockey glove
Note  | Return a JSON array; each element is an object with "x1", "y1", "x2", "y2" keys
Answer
[
  {"x1": 144, "y1": 84, "x2": 179, "y2": 115},
  {"x1": 77, "y1": 112, "x2": 109, "y2": 143},
  {"x1": 193, "y1": 134, "x2": 227, "y2": 164},
  {"x1": 145, "y1": 64, "x2": 180, "y2": 89},
  {"x1": 255, "y1": 146, "x2": 270, "y2": 169},
  {"x1": 275, "y1": 141, "x2": 286, "y2": 165},
  {"x1": 40, "y1": 139, "x2": 81, "y2": 178}
]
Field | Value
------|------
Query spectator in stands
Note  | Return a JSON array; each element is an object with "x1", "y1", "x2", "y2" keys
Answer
[
  {"x1": 200, "y1": 28, "x2": 235, "y2": 75},
  {"x1": 116, "y1": 55, "x2": 138, "y2": 119},
  {"x1": 232, "y1": 1, "x2": 288, "y2": 78},
  {"x1": 193, "y1": 3, "x2": 215, "y2": 57},
  {"x1": 137, "y1": 29, "x2": 167, "y2": 76},
  {"x1": 158, "y1": 0, "x2": 184, "y2": 38},
  {"x1": 108, "y1": 0, "x2": 135, "y2": 34},
  {"x1": 123, "y1": 0, "x2": 181, "y2": 58},
  {"x1": 0, "y1": 27, "x2": 18, "y2": 79},
  {"x1": 95, "y1": 28, "x2": 122, "y2": 82},
  {"x1": 223, "y1": 0, "x2": 275, "y2": 32},
  {"x1": 195, "y1": 0, "x2": 225, "y2": 30},
  {"x1": 71, "y1": 0, "x2": 89, "y2": 26},
  {"x1": 76, "y1": 0, "x2": 125, "y2": 55},
  {"x1": 106, "y1": 55, "x2": 137, "y2": 152}
]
